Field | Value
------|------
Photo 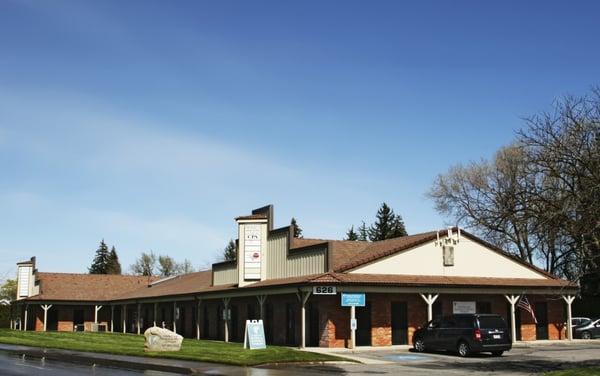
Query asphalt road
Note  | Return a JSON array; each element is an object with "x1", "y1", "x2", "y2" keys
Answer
[
  {"x1": 2, "y1": 342, "x2": 600, "y2": 375},
  {"x1": 0, "y1": 351, "x2": 178, "y2": 376},
  {"x1": 267, "y1": 341, "x2": 600, "y2": 375}
]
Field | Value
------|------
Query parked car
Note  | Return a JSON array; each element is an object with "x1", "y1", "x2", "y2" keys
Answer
[
  {"x1": 570, "y1": 317, "x2": 591, "y2": 327},
  {"x1": 573, "y1": 318, "x2": 600, "y2": 339},
  {"x1": 413, "y1": 314, "x2": 512, "y2": 357}
]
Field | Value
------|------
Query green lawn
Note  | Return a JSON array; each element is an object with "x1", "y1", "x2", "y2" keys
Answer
[
  {"x1": 0, "y1": 329, "x2": 344, "y2": 366},
  {"x1": 544, "y1": 368, "x2": 600, "y2": 376}
]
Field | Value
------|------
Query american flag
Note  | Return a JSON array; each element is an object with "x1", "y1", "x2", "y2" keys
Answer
[{"x1": 517, "y1": 296, "x2": 537, "y2": 324}]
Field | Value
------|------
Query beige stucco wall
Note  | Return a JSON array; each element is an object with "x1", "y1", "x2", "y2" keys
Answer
[{"x1": 350, "y1": 236, "x2": 547, "y2": 279}]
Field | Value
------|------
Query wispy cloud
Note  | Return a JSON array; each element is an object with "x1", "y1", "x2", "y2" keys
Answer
[{"x1": 0, "y1": 88, "x2": 388, "y2": 274}]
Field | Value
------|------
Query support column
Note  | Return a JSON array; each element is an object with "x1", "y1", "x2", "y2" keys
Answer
[
  {"x1": 94, "y1": 305, "x2": 103, "y2": 324},
  {"x1": 350, "y1": 305, "x2": 357, "y2": 349},
  {"x1": 196, "y1": 299, "x2": 202, "y2": 340},
  {"x1": 153, "y1": 302, "x2": 158, "y2": 327},
  {"x1": 110, "y1": 306, "x2": 114, "y2": 332},
  {"x1": 172, "y1": 302, "x2": 177, "y2": 333},
  {"x1": 256, "y1": 295, "x2": 267, "y2": 320},
  {"x1": 41, "y1": 304, "x2": 52, "y2": 332},
  {"x1": 23, "y1": 305, "x2": 28, "y2": 331},
  {"x1": 122, "y1": 305, "x2": 127, "y2": 334},
  {"x1": 136, "y1": 303, "x2": 141, "y2": 335},
  {"x1": 297, "y1": 291, "x2": 311, "y2": 349},
  {"x1": 504, "y1": 295, "x2": 520, "y2": 344},
  {"x1": 419, "y1": 293, "x2": 439, "y2": 321},
  {"x1": 222, "y1": 298, "x2": 230, "y2": 343},
  {"x1": 562, "y1": 295, "x2": 575, "y2": 341}
]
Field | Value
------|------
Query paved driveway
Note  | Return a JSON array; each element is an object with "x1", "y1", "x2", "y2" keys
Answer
[{"x1": 268, "y1": 341, "x2": 600, "y2": 375}]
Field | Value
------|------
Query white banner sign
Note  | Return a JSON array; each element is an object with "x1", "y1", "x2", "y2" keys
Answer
[
  {"x1": 244, "y1": 225, "x2": 262, "y2": 280},
  {"x1": 453, "y1": 301, "x2": 476, "y2": 314}
]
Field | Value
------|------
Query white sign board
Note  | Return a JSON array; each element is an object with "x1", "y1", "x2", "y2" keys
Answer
[
  {"x1": 350, "y1": 318, "x2": 357, "y2": 330},
  {"x1": 243, "y1": 225, "x2": 262, "y2": 280},
  {"x1": 18, "y1": 266, "x2": 31, "y2": 297},
  {"x1": 243, "y1": 320, "x2": 266, "y2": 349},
  {"x1": 453, "y1": 301, "x2": 476, "y2": 314},
  {"x1": 313, "y1": 286, "x2": 337, "y2": 295}
]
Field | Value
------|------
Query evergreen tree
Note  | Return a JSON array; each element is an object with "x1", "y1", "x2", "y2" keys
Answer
[
  {"x1": 106, "y1": 246, "x2": 122, "y2": 275},
  {"x1": 390, "y1": 214, "x2": 408, "y2": 238},
  {"x1": 130, "y1": 252, "x2": 157, "y2": 276},
  {"x1": 89, "y1": 240, "x2": 111, "y2": 274},
  {"x1": 291, "y1": 217, "x2": 303, "y2": 238},
  {"x1": 223, "y1": 239, "x2": 237, "y2": 261},
  {"x1": 368, "y1": 203, "x2": 408, "y2": 241},
  {"x1": 357, "y1": 221, "x2": 369, "y2": 241},
  {"x1": 345, "y1": 226, "x2": 359, "y2": 241}
]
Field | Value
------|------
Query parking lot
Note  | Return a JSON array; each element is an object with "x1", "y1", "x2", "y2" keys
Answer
[{"x1": 273, "y1": 341, "x2": 600, "y2": 375}]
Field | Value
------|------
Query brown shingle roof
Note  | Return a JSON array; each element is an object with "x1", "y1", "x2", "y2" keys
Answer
[
  {"x1": 114, "y1": 270, "x2": 212, "y2": 300},
  {"x1": 25, "y1": 273, "x2": 159, "y2": 302},
  {"x1": 334, "y1": 231, "x2": 439, "y2": 272},
  {"x1": 317, "y1": 272, "x2": 576, "y2": 289},
  {"x1": 289, "y1": 238, "x2": 328, "y2": 249}
]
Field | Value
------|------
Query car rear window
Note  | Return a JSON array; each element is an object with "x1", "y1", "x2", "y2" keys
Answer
[
  {"x1": 579, "y1": 319, "x2": 592, "y2": 326},
  {"x1": 478, "y1": 316, "x2": 507, "y2": 329}
]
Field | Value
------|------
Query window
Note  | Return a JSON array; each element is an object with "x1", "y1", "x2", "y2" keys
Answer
[
  {"x1": 440, "y1": 317, "x2": 456, "y2": 328},
  {"x1": 478, "y1": 316, "x2": 507, "y2": 329},
  {"x1": 443, "y1": 246, "x2": 454, "y2": 266},
  {"x1": 456, "y1": 316, "x2": 475, "y2": 328}
]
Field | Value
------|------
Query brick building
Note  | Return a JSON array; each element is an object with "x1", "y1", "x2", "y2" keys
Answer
[{"x1": 12, "y1": 205, "x2": 578, "y2": 347}]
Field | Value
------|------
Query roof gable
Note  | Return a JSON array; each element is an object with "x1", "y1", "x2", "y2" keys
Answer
[{"x1": 343, "y1": 230, "x2": 552, "y2": 280}]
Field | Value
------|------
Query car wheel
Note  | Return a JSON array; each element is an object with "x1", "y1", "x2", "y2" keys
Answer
[
  {"x1": 582, "y1": 331, "x2": 592, "y2": 340},
  {"x1": 457, "y1": 341, "x2": 470, "y2": 357},
  {"x1": 491, "y1": 351, "x2": 504, "y2": 357},
  {"x1": 414, "y1": 338, "x2": 426, "y2": 352}
]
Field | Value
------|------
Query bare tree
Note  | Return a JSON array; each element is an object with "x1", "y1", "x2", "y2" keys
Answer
[
  {"x1": 429, "y1": 88, "x2": 600, "y2": 294},
  {"x1": 130, "y1": 252, "x2": 157, "y2": 276}
]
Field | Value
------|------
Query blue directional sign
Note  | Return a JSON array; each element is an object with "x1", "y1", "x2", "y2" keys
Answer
[{"x1": 341, "y1": 293, "x2": 366, "y2": 307}]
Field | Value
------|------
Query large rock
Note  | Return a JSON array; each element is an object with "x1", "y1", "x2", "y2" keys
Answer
[{"x1": 144, "y1": 327, "x2": 183, "y2": 352}]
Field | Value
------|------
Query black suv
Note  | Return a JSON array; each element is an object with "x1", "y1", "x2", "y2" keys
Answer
[{"x1": 413, "y1": 314, "x2": 512, "y2": 357}]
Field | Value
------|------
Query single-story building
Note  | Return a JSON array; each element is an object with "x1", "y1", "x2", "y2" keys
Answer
[{"x1": 12, "y1": 205, "x2": 579, "y2": 348}]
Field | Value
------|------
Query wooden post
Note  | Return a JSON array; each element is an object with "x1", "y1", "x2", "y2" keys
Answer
[
  {"x1": 136, "y1": 303, "x2": 141, "y2": 335},
  {"x1": 153, "y1": 302, "x2": 158, "y2": 327},
  {"x1": 222, "y1": 298, "x2": 230, "y2": 342},
  {"x1": 419, "y1": 293, "x2": 439, "y2": 321},
  {"x1": 562, "y1": 295, "x2": 575, "y2": 341},
  {"x1": 298, "y1": 291, "x2": 311, "y2": 348},
  {"x1": 23, "y1": 305, "x2": 28, "y2": 331},
  {"x1": 172, "y1": 302, "x2": 177, "y2": 333},
  {"x1": 504, "y1": 295, "x2": 520, "y2": 343},
  {"x1": 122, "y1": 305, "x2": 127, "y2": 334},
  {"x1": 350, "y1": 305, "x2": 356, "y2": 349},
  {"x1": 110, "y1": 305, "x2": 114, "y2": 332},
  {"x1": 196, "y1": 299, "x2": 202, "y2": 340},
  {"x1": 94, "y1": 305, "x2": 103, "y2": 324},
  {"x1": 256, "y1": 295, "x2": 267, "y2": 320},
  {"x1": 41, "y1": 304, "x2": 52, "y2": 332}
]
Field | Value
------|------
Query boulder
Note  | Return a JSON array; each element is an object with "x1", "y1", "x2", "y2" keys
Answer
[{"x1": 144, "y1": 326, "x2": 183, "y2": 352}]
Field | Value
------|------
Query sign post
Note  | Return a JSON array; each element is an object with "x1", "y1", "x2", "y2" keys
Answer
[{"x1": 341, "y1": 293, "x2": 365, "y2": 349}]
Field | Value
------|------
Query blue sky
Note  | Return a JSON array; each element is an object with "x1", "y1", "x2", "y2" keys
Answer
[{"x1": 1, "y1": 0, "x2": 599, "y2": 276}]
